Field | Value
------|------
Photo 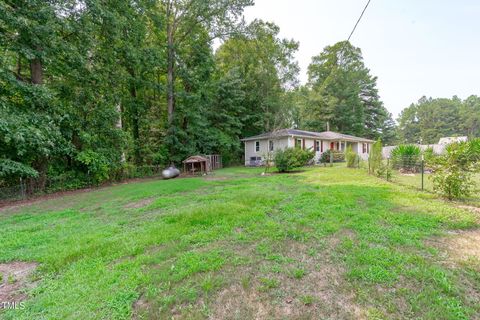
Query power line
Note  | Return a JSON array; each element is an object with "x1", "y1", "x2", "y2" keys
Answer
[
  {"x1": 347, "y1": 0, "x2": 372, "y2": 42},
  {"x1": 335, "y1": 0, "x2": 372, "y2": 60},
  {"x1": 318, "y1": 0, "x2": 373, "y2": 132}
]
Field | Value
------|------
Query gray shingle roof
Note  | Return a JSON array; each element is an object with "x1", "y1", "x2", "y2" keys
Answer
[
  {"x1": 241, "y1": 129, "x2": 374, "y2": 143},
  {"x1": 317, "y1": 131, "x2": 374, "y2": 142}
]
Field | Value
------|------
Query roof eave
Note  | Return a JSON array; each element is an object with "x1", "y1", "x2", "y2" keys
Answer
[{"x1": 241, "y1": 134, "x2": 289, "y2": 142}]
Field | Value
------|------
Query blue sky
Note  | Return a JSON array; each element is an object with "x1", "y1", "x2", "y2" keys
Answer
[{"x1": 243, "y1": 0, "x2": 480, "y2": 118}]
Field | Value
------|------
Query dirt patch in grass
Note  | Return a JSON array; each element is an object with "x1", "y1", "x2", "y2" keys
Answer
[
  {"x1": 202, "y1": 176, "x2": 229, "y2": 181},
  {"x1": 208, "y1": 280, "x2": 274, "y2": 320},
  {"x1": 0, "y1": 262, "x2": 38, "y2": 306},
  {"x1": 130, "y1": 229, "x2": 365, "y2": 319},
  {"x1": 424, "y1": 229, "x2": 480, "y2": 316},
  {"x1": 132, "y1": 294, "x2": 150, "y2": 320},
  {"x1": 457, "y1": 205, "x2": 480, "y2": 213},
  {"x1": 124, "y1": 197, "x2": 156, "y2": 209},
  {"x1": 428, "y1": 229, "x2": 480, "y2": 266},
  {"x1": 269, "y1": 169, "x2": 306, "y2": 175},
  {"x1": 457, "y1": 205, "x2": 480, "y2": 223},
  {"x1": 208, "y1": 233, "x2": 365, "y2": 320}
]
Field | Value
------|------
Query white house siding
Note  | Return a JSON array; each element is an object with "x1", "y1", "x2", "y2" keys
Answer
[
  {"x1": 355, "y1": 142, "x2": 371, "y2": 160},
  {"x1": 286, "y1": 136, "x2": 294, "y2": 148},
  {"x1": 273, "y1": 137, "x2": 290, "y2": 151},
  {"x1": 244, "y1": 137, "x2": 290, "y2": 166}
]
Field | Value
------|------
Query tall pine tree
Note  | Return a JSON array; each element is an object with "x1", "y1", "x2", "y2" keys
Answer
[{"x1": 302, "y1": 41, "x2": 395, "y2": 142}]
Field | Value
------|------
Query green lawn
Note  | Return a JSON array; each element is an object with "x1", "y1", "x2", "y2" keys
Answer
[{"x1": 1, "y1": 166, "x2": 479, "y2": 319}]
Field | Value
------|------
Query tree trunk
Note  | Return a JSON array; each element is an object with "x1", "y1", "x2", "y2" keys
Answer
[
  {"x1": 167, "y1": 21, "x2": 175, "y2": 124},
  {"x1": 30, "y1": 55, "x2": 48, "y2": 192},
  {"x1": 116, "y1": 103, "x2": 126, "y2": 163},
  {"x1": 35, "y1": 159, "x2": 48, "y2": 191},
  {"x1": 16, "y1": 53, "x2": 22, "y2": 80},
  {"x1": 128, "y1": 70, "x2": 141, "y2": 165},
  {"x1": 30, "y1": 58, "x2": 43, "y2": 84}
]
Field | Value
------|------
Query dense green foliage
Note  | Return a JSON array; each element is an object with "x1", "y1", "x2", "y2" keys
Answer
[
  {"x1": 295, "y1": 41, "x2": 397, "y2": 144},
  {"x1": 368, "y1": 139, "x2": 383, "y2": 176},
  {"x1": 320, "y1": 150, "x2": 345, "y2": 164},
  {"x1": 345, "y1": 146, "x2": 359, "y2": 168},
  {"x1": 397, "y1": 96, "x2": 480, "y2": 144},
  {"x1": 422, "y1": 147, "x2": 436, "y2": 164},
  {"x1": 429, "y1": 139, "x2": 480, "y2": 199},
  {"x1": 391, "y1": 144, "x2": 421, "y2": 171},
  {"x1": 1, "y1": 1, "x2": 304, "y2": 189},
  {"x1": 274, "y1": 147, "x2": 314, "y2": 172},
  {"x1": 215, "y1": 20, "x2": 300, "y2": 137}
]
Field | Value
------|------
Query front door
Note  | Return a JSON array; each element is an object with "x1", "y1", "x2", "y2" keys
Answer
[{"x1": 330, "y1": 142, "x2": 334, "y2": 150}]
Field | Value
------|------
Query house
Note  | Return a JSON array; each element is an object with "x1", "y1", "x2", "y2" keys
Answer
[
  {"x1": 438, "y1": 136, "x2": 468, "y2": 145},
  {"x1": 241, "y1": 129, "x2": 374, "y2": 166}
]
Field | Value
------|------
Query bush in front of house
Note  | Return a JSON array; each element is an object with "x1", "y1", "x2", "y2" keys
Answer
[
  {"x1": 422, "y1": 147, "x2": 435, "y2": 163},
  {"x1": 429, "y1": 139, "x2": 480, "y2": 200},
  {"x1": 345, "y1": 146, "x2": 359, "y2": 168},
  {"x1": 274, "y1": 148, "x2": 314, "y2": 172},
  {"x1": 320, "y1": 150, "x2": 345, "y2": 164},
  {"x1": 368, "y1": 139, "x2": 383, "y2": 175},
  {"x1": 390, "y1": 144, "x2": 421, "y2": 172}
]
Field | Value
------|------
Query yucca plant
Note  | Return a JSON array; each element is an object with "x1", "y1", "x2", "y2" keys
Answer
[{"x1": 390, "y1": 144, "x2": 421, "y2": 172}]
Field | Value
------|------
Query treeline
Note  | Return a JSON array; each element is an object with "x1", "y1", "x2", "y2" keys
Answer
[
  {"x1": 0, "y1": 0, "x2": 394, "y2": 190},
  {"x1": 397, "y1": 96, "x2": 480, "y2": 144}
]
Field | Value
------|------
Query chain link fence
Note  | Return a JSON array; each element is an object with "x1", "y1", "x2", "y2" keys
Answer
[
  {"x1": 0, "y1": 183, "x2": 28, "y2": 201},
  {"x1": 365, "y1": 156, "x2": 480, "y2": 204},
  {"x1": 388, "y1": 156, "x2": 431, "y2": 192},
  {"x1": 0, "y1": 165, "x2": 164, "y2": 202}
]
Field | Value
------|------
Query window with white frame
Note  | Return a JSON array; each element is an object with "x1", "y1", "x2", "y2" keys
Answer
[
  {"x1": 269, "y1": 140, "x2": 274, "y2": 151},
  {"x1": 315, "y1": 140, "x2": 320, "y2": 152},
  {"x1": 362, "y1": 143, "x2": 367, "y2": 153},
  {"x1": 255, "y1": 141, "x2": 260, "y2": 152}
]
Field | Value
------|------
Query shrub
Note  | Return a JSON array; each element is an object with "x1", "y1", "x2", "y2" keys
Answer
[
  {"x1": 345, "y1": 146, "x2": 359, "y2": 168},
  {"x1": 429, "y1": 139, "x2": 480, "y2": 200},
  {"x1": 431, "y1": 168, "x2": 474, "y2": 200},
  {"x1": 423, "y1": 147, "x2": 435, "y2": 162},
  {"x1": 76, "y1": 150, "x2": 110, "y2": 184},
  {"x1": 46, "y1": 170, "x2": 90, "y2": 193},
  {"x1": 320, "y1": 150, "x2": 345, "y2": 164},
  {"x1": 368, "y1": 139, "x2": 383, "y2": 175},
  {"x1": 0, "y1": 159, "x2": 38, "y2": 181},
  {"x1": 274, "y1": 147, "x2": 314, "y2": 172},
  {"x1": 319, "y1": 151, "x2": 329, "y2": 164},
  {"x1": 449, "y1": 138, "x2": 480, "y2": 166},
  {"x1": 390, "y1": 144, "x2": 421, "y2": 172}
]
